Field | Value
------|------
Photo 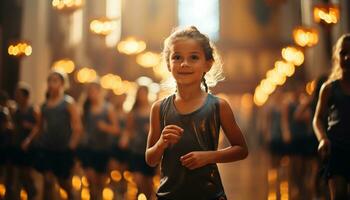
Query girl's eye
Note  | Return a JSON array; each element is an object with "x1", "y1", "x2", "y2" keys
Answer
[
  {"x1": 172, "y1": 55, "x2": 181, "y2": 61},
  {"x1": 190, "y1": 55, "x2": 199, "y2": 60}
]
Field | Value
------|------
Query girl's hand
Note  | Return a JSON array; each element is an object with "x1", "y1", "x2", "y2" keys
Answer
[
  {"x1": 159, "y1": 125, "x2": 183, "y2": 149},
  {"x1": 21, "y1": 138, "x2": 31, "y2": 151},
  {"x1": 119, "y1": 134, "x2": 129, "y2": 149},
  {"x1": 22, "y1": 121, "x2": 34, "y2": 129},
  {"x1": 180, "y1": 151, "x2": 211, "y2": 170},
  {"x1": 318, "y1": 138, "x2": 331, "y2": 161}
]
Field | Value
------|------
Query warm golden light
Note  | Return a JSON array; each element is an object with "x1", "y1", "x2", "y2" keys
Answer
[
  {"x1": 254, "y1": 88, "x2": 269, "y2": 106},
  {"x1": 280, "y1": 181, "x2": 289, "y2": 199},
  {"x1": 81, "y1": 188, "x2": 90, "y2": 200},
  {"x1": 0, "y1": 184, "x2": 5, "y2": 197},
  {"x1": 153, "y1": 64, "x2": 171, "y2": 81},
  {"x1": 275, "y1": 61, "x2": 295, "y2": 77},
  {"x1": 123, "y1": 171, "x2": 134, "y2": 183},
  {"x1": 20, "y1": 189, "x2": 28, "y2": 200},
  {"x1": 293, "y1": 27, "x2": 318, "y2": 47},
  {"x1": 102, "y1": 188, "x2": 114, "y2": 200},
  {"x1": 72, "y1": 175, "x2": 82, "y2": 191},
  {"x1": 259, "y1": 79, "x2": 276, "y2": 95},
  {"x1": 138, "y1": 193, "x2": 147, "y2": 200},
  {"x1": 268, "y1": 169, "x2": 278, "y2": 182},
  {"x1": 153, "y1": 175, "x2": 161, "y2": 190},
  {"x1": 76, "y1": 68, "x2": 97, "y2": 83},
  {"x1": 268, "y1": 192, "x2": 277, "y2": 200},
  {"x1": 266, "y1": 69, "x2": 286, "y2": 86},
  {"x1": 117, "y1": 37, "x2": 146, "y2": 55},
  {"x1": 90, "y1": 17, "x2": 118, "y2": 36},
  {"x1": 241, "y1": 93, "x2": 253, "y2": 109},
  {"x1": 281, "y1": 46, "x2": 304, "y2": 66},
  {"x1": 59, "y1": 188, "x2": 68, "y2": 200},
  {"x1": 101, "y1": 74, "x2": 122, "y2": 89},
  {"x1": 8, "y1": 42, "x2": 32, "y2": 57},
  {"x1": 306, "y1": 80, "x2": 316, "y2": 95},
  {"x1": 136, "y1": 52, "x2": 161, "y2": 68},
  {"x1": 81, "y1": 176, "x2": 89, "y2": 187},
  {"x1": 111, "y1": 170, "x2": 122, "y2": 182},
  {"x1": 52, "y1": 0, "x2": 83, "y2": 13},
  {"x1": 52, "y1": 59, "x2": 75, "y2": 74},
  {"x1": 314, "y1": 4, "x2": 340, "y2": 25},
  {"x1": 113, "y1": 80, "x2": 130, "y2": 95}
]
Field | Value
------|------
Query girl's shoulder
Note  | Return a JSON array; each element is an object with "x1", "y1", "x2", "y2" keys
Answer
[
  {"x1": 154, "y1": 94, "x2": 174, "y2": 108},
  {"x1": 63, "y1": 95, "x2": 75, "y2": 105},
  {"x1": 208, "y1": 93, "x2": 227, "y2": 106}
]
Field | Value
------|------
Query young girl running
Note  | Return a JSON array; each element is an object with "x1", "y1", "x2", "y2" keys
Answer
[
  {"x1": 31, "y1": 70, "x2": 82, "y2": 199},
  {"x1": 146, "y1": 26, "x2": 249, "y2": 200},
  {"x1": 79, "y1": 81, "x2": 119, "y2": 199},
  {"x1": 313, "y1": 34, "x2": 350, "y2": 200},
  {"x1": 12, "y1": 83, "x2": 40, "y2": 199},
  {"x1": 127, "y1": 85, "x2": 156, "y2": 199}
]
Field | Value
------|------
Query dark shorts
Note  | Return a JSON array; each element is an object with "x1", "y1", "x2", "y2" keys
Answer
[
  {"x1": 33, "y1": 148, "x2": 74, "y2": 179},
  {"x1": 110, "y1": 146, "x2": 130, "y2": 163},
  {"x1": 77, "y1": 148, "x2": 111, "y2": 173},
  {"x1": 322, "y1": 145, "x2": 350, "y2": 181},
  {"x1": 9, "y1": 147, "x2": 35, "y2": 166},
  {"x1": 129, "y1": 152, "x2": 156, "y2": 177}
]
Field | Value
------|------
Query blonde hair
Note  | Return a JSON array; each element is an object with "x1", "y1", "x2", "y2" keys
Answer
[
  {"x1": 328, "y1": 33, "x2": 350, "y2": 82},
  {"x1": 160, "y1": 26, "x2": 224, "y2": 92}
]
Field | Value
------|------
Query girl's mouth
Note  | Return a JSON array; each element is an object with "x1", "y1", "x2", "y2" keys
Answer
[{"x1": 177, "y1": 72, "x2": 193, "y2": 75}]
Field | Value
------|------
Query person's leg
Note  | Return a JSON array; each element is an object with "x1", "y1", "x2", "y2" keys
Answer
[
  {"x1": 57, "y1": 176, "x2": 73, "y2": 200},
  {"x1": 43, "y1": 172, "x2": 56, "y2": 200},
  {"x1": 328, "y1": 175, "x2": 347, "y2": 200},
  {"x1": 20, "y1": 167, "x2": 37, "y2": 200}
]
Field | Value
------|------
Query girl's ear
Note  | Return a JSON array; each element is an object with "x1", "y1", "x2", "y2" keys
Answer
[{"x1": 204, "y1": 60, "x2": 213, "y2": 72}]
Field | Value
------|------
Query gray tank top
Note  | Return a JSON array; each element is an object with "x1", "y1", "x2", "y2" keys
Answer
[
  {"x1": 128, "y1": 112, "x2": 149, "y2": 155},
  {"x1": 83, "y1": 102, "x2": 114, "y2": 151},
  {"x1": 157, "y1": 93, "x2": 225, "y2": 200},
  {"x1": 39, "y1": 95, "x2": 72, "y2": 150}
]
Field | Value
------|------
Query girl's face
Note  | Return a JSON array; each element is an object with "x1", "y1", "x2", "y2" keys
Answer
[
  {"x1": 47, "y1": 74, "x2": 64, "y2": 93},
  {"x1": 168, "y1": 39, "x2": 212, "y2": 87},
  {"x1": 339, "y1": 40, "x2": 350, "y2": 72},
  {"x1": 14, "y1": 89, "x2": 27, "y2": 105},
  {"x1": 87, "y1": 84, "x2": 101, "y2": 101}
]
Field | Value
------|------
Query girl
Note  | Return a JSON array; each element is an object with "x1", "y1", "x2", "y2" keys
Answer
[
  {"x1": 146, "y1": 26, "x2": 248, "y2": 200},
  {"x1": 313, "y1": 34, "x2": 350, "y2": 200},
  {"x1": 126, "y1": 85, "x2": 156, "y2": 199},
  {"x1": 12, "y1": 83, "x2": 40, "y2": 199},
  {"x1": 30, "y1": 70, "x2": 82, "y2": 199},
  {"x1": 79, "y1": 81, "x2": 119, "y2": 199}
]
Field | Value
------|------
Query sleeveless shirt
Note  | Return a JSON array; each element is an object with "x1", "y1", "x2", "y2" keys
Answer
[
  {"x1": 157, "y1": 94, "x2": 225, "y2": 200},
  {"x1": 128, "y1": 113, "x2": 149, "y2": 155},
  {"x1": 39, "y1": 95, "x2": 72, "y2": 150},
  {"x1": 13, "y1": 106, "x2": 36, "y2": 146},
  {"x1": 83, "y1": 102, "x2": 114, "y2": 151},
  {"x1": 327, "y1": 80, "x2": 350, "y2": 150}
]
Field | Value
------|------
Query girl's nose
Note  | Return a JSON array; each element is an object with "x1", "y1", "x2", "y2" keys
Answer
[{"x1": 181, "y1": 59, "x2": 189, "y2": 67}]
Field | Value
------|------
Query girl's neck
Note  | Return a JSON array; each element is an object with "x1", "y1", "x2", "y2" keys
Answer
[
  {"x1": 176, "y1": 84, "x2": 205, "y2": 101},
  {"x1": 49, "y1": 90, "x2": 64, "y2": 101}
]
